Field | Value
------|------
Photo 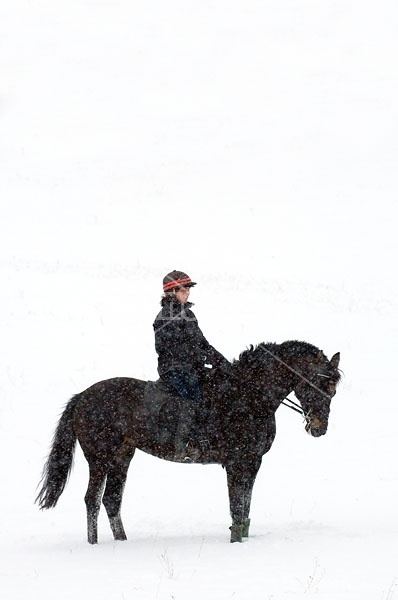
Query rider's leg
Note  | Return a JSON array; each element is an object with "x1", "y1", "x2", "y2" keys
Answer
[
  {"x1": 162, "y1": 367, "x2": 202, "y2": 404},
  {"x1": 161, "y1": 367, "x2": 202, "y2": 459}
]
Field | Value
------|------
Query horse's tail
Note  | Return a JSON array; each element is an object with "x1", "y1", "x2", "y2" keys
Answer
[{"x1": 35, "y1": 395, "x2": 80, "y2": 509}]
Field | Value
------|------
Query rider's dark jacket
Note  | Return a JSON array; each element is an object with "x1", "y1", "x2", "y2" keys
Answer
[{"x1": 153, "y1": 297, "x2": 228, "y2": 375}]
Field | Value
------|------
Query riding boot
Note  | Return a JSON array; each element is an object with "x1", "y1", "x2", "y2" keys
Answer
[{"x1": 174, "y1": 405, "x2": 200, "y2": 462}]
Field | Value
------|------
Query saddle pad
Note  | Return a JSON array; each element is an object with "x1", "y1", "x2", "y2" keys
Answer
[{"x1": 143, "y1": 379, "x2": 181, "y2": 438}]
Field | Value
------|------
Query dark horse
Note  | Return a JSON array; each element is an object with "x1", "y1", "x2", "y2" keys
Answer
[{"x1": 36, "y1": 341, "x2": 340, "y2": 543}]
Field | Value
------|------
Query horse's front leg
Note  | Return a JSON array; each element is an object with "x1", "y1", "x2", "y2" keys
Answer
[
  {"x1": 241, "y1": 458, "x2": 262, "y2": 538},
  {"x1": 225, "y1": 459, "x2": 261, "y2": 543}
]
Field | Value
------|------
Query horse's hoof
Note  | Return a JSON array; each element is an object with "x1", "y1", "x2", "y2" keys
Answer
[
  {"x1": 242, "y1": 518, "x2": 251, "y2": 538},
  {"x1": 229, "y1": 524, "x2": 243, "y2": 543},
  {"x1": 88, "y1": 537, "x2": 98, "y2": 545},
  {"x1": 110, "y1": 517, "x2": 127, "y2": 541}
]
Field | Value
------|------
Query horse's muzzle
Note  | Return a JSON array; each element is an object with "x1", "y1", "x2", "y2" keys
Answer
[{"x1": 305, "y1": 416, "x2": 327, "y2": 437}]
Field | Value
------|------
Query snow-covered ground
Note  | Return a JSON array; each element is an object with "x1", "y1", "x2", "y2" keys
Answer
[{"x1": 1, "y1": 1, "x2": 397, "y2": 599}]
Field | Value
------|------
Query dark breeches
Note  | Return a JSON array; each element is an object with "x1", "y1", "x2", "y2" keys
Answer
[{"x1": 161, "y1": 367, "x2": 203, "y2": 404}]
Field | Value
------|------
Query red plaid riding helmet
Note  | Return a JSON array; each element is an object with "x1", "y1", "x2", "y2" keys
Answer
[{"x1": 162, "y1": 270, "x2": 197, "y2": 292}]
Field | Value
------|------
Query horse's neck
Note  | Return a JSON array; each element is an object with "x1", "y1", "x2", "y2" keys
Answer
[
  {"x1": 270, "y1": 350, "x2": 314, "y2": 403},
  {"x1": 277, "y1": 351, "x2": 310, "y2": 383},
  {"x1": 259, "y1": 353, "x2": 303, "y2": 411}
]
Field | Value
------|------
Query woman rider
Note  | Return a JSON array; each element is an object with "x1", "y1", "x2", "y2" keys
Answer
[{"x1": 153, "y1": 270, "x2": 229, "y2": 460}]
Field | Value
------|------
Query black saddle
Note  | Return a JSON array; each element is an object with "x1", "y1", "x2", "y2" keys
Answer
[
  {"x1": 143, "y1": 379, "x2": 186, "y2": 440},
  {"x1": 143, "y1": 378, "x2": 209, "y2": 444},
  {"x1": 144, "y1": 378, "x2": 181, "y2": 418}
]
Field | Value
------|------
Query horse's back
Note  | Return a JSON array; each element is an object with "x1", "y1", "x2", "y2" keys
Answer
[{"x1": 82, "y1": 376, "x2": 146, "y2": 396}]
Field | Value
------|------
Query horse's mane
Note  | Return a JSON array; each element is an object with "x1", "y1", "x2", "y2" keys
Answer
[
  {"x1": 233, "y1": 340, "x2": 329, "y2": 372},
  {"x1": 232, "y1": 340, "x2": 340, "y2": 382}
]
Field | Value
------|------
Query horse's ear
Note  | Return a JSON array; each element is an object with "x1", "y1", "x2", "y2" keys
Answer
[{"x1": 330, "y1": 352, "x2": 340, "y2": 369}]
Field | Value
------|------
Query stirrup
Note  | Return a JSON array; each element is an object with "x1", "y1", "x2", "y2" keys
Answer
[
  {"x1": 184, "y1": 439, "x2": 202, "y2": 462},
  {"x1": 173, "y1": 440, "x2": 197, "y2": 462},
  {"x1": 197, "y1": 438, "x2": 211, "y2": 457}
]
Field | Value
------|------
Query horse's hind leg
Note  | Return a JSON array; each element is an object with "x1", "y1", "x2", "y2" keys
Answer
[
  {"x1": 102, "y1": 443, "x2": 136, "y2": 541},
  {"x1": 85, "y1": 463, "x2": 107, "y2": 544}
]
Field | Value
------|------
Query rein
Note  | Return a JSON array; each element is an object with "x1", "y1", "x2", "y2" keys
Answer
[
  {"x1": 281, "y1": 397, "x2": 314, "y2": 429},
  {"x1": 259, "y1": 345, "x2": 332, "y2": 400},
  {"x1": 281, "y1": 396, "x2": 306, "y2": 417},
  {"x1": 227, "y1": 345, "x2": 334, "y2": 422}
]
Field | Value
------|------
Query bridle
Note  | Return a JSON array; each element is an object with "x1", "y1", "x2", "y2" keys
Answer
[
  {"x1": 281, "y1": 372, "x2": 333, "y2": 424},
  {"x1": 229, "y1": 343, "x2": 335, "y2": 424},
  {"x1": 260, "y1": 344, "x2": 333, "y2": 398}
]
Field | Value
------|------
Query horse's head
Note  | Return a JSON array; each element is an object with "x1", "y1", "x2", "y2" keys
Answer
[{"x1": 294, "y1": 351, "x2": 341, "y2": 437}]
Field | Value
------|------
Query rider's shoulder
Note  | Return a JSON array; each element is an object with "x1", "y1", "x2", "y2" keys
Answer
[{"x1": 154, "y1": 298, "x2": 183, "y2": 322}]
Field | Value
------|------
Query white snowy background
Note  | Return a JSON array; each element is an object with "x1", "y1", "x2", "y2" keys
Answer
[{"x1": 1, "y1": 1, "x2": 397, "y2": 599}]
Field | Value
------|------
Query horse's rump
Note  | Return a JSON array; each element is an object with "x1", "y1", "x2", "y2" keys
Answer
[{"x1": 72, "y1": 377, "x2": 147, "y2": 459}]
